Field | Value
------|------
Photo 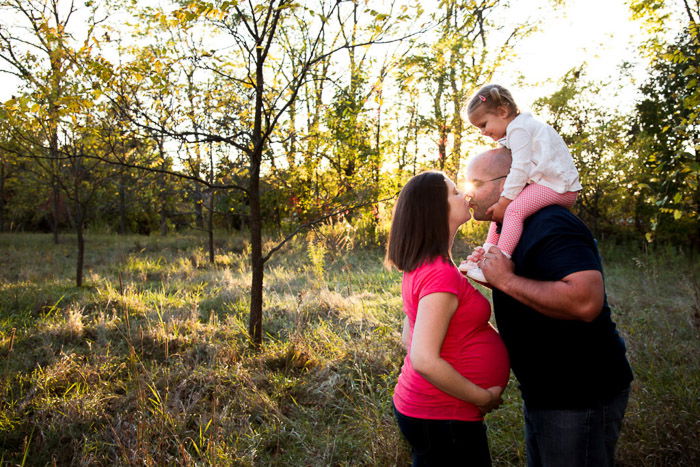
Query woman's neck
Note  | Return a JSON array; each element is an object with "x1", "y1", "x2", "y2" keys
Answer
[{"x1": 448, "y1": 229, "x2": 457, "y2": 251}]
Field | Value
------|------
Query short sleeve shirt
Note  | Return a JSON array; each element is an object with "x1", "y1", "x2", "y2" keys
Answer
[
  {"x1": 393, "y1": 257, "x2": 510, "y2": 420},
  {"x1": 492, "y1": 206, "x2": 633, "y2": 408}
]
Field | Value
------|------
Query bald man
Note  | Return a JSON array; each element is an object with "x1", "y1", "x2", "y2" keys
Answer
[{"x1": 463, "y1": 148, "x2": 633, "y2": 467}]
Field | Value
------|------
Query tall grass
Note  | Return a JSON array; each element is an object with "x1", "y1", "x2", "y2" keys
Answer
[{"x1": 0, "y1": 232, "x2": 698, "y2": 465}]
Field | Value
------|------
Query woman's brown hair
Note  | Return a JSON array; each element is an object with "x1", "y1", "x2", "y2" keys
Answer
[{"x1": 385, "y1": 171, "x2": 450, "y2": 272}]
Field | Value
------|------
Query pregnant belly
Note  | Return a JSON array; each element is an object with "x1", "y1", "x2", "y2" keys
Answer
[
  {"x1": 451, "y1": 328, "x2": 511, "y2": 389},
  {"x1": 393, "y1": 326, "x2": 511, "y2": 421}
]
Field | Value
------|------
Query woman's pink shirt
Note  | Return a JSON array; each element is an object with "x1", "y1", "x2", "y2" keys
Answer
[{"x1": 393, "y1": 257, "x2": 510, "y2": 421}]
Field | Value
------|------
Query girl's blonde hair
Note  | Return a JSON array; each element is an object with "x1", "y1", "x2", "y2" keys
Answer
[{"x1": 467, "y1": 84, "x2": 519, "y2": 117}]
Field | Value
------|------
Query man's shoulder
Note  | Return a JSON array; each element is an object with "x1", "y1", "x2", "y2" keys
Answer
[
  {"x1": 513, "y1": 206, "x2": 602, "y2": 282},
  {"x1": 525, "y1": 205, "x2": 585, "y2": 232},
  {"x1": 518, "y1": 206, "x2": 593, "y2": 253}
]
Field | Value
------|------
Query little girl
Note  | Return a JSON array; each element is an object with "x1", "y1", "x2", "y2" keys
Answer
[{"x1": 459, "y1": 84, "x2": 582, "y2": 283}]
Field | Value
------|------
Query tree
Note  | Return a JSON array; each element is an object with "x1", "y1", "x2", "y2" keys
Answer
[
  {"x1": 398, "y1": 0, "x2": 533, "y2": 178},
  {"x1": 0, "y1": 114, "x2": 20, "y2": 232},
  {"x1": 629, "y1": 0, "x2": 699, "y2": 242},
  {"x1": 107, "y1": 0, "x2": 417, "y2": 346},
  {"x1": 0, "y1": 0, "x2": 107, "y2": 244},
  {"x1": 533, "y1": 68, "x2": 642, "y2": 239}
]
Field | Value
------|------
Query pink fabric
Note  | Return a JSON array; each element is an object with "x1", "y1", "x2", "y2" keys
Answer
[
  {"x1": 393, "y1": 257, "x2": 510, "y2": 421},
  {"x1": 486, "y1": 183, "x2": 579, "y2": 256}
]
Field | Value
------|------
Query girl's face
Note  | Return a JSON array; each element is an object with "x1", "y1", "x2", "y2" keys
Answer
[
  {"x1": 445, "y1": 177, "x2": 470, "y2": 232},
  {"x1": 469, "y1": 105, "x2": 512, "y2": 141}
]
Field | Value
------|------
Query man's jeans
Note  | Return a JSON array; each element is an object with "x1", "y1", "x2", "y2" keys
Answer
[{"x1": 524, "y1": 387, "x2": 630, "y2": 467}]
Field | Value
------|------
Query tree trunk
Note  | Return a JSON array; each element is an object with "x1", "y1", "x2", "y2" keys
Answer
[
  {"x1": 76, "y1": 211, "x2": 85, "y2": 287},
  {"x1": 118, "y1": 175, "x2": 127, "y2": 234},
  {"x1": 208, "y1": 190, "x2": 215, "y2": 264},
  {"x1": 449, "y1": 78, "x2": 463, "y2": 177},
  {"x1": 51, "y1": 176, "x2": 60, "y2": 244},
  {"x1": 447, "y1": 2, "x2": 462, "y2": 178},
  {"x1": 194, "y1": 187, "x2": 204, "y2": 229},
  {"x1": 158, "y1": 141, "x2": 169, "y2": 236},
  {"x1": 0, "y1": 162, "x2": 5, "y2": 232},
  {"x1": 434, "y1": 81, "x2": 447, "y2": 170},
  {"x1": 48, "y1": 56, "x2": 61, "y2": 245},
  {"x1": 160, "y1": 212, "x2": 168, "y2": 236},
  {"x1": 248, "y1": 38, "x2": 267, "y2": 347},
  {"x1": 248, "y1": 174, "x2": 264, "y2": 346},
  {"x1": 438, "y1": 123, "x2": 447, "y2": 170}
]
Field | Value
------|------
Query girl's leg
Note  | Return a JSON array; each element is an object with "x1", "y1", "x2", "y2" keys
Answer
[
  {"x1": 485, "y1": 221, "x2": 500, "y2": 247},
  {"x1": 498, "y1": 184, "x2": 578, "y2": 256}
]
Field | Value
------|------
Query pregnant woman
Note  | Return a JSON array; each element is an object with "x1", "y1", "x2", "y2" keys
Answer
[{"x1": 385, "y1": 171, "x2": 510, "y2": 466}]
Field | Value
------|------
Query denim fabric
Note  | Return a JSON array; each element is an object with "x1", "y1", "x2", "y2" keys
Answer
[
  {"x1": 524, "y1": 387, "x2": 630, "y2": 467},
  {"x1": 393, "y1": 403, "x2": 492, "y2": 467}
]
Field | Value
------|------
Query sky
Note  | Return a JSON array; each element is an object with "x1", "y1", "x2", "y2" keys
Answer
[{"x1": 492, "y1": 0, "x2": 651, "y2": 113}]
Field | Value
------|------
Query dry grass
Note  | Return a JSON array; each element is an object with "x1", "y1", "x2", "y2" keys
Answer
[{"x1": 0, "y1": 232, "x2": 698, "y2": 465}]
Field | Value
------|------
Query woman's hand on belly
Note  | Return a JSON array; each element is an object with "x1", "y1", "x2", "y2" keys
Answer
[{"x1": 476, "y1": 386, "x2": 504, "y2": 415}]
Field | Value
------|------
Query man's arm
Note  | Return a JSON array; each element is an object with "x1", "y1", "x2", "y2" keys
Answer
[{"x1": 481, "y1": 247, "x2": 605, "y2": 322}]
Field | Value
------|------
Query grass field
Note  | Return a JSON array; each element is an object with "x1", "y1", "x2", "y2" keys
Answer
[{"x1": 0, "y1": 232, "x2": 698, "y2": 465}]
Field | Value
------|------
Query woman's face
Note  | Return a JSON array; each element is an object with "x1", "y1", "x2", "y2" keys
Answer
[{"x1": 445, "y1": 177, "x2": 471, "y2": 231}]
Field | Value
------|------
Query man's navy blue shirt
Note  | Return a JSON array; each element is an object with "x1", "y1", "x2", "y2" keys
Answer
[{"x1": 492, "y1": 205, "x2": 633, "y2": 409}]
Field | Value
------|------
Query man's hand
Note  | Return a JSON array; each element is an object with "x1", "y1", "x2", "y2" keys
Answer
[
  {"x1": 485, "y1": 196, "x2": 511, "y2": 223},
  {"x1": 480, "y1": 246, "x2": 515, "y2": 288},
  {"x1": 476, "y1": 386, "x2": 504, "y2": 415}
]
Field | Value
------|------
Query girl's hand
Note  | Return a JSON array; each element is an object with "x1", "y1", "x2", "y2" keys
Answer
[
  {"x1": 477, "y1": 386, "x2": 504, "y2": 415},
  {"x1": 459, "y1": 246, "x2": 486, "y2": 272},
  {"x1": 466, "y1": 246, "x2": 486, "y2": 263},
  {"x1": 458, "y1": 247, "x2": 485, "y2": 275},
  {"x1": 485, "y1": 197, "x2": 512, "y2": 223}
]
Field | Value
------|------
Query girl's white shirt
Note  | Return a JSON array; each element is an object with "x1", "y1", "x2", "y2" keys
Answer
[{"x1": 498, "y1": 112, "x2": 582, "y2": 199}]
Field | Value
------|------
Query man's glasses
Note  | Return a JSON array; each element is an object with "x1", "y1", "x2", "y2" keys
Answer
[{"x1": 466, "y1": 175, "x2": 507, "y2": 191}]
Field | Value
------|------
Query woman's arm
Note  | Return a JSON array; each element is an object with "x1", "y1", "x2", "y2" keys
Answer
[
  {"x1": 401, "y1": 316, "x2": 410, "y2": 350},
  {"x1": 410, "y1": 292, "x2": 502, "y2": 413}
]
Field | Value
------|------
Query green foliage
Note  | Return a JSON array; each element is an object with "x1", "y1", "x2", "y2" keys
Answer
[
  {"x1": 600, "y1": 241, "x2": 700, "y2": 464},
  {"x1": 305, "y1": 231, "x2": 327, "y2": 284},
  {"x1": 632, "y1": 26, "x2": 699, "y2": 242},
  {"x1": 397, "y1": 0, "x2": 536, "y2": 177},
  {"x1": 533, "y1": 68, "x2": 644, "y2": 239}
]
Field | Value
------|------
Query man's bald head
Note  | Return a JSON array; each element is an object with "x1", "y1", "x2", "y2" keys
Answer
[{"x1": 467, "y1": 147, "x2": 512, "y2": 180}]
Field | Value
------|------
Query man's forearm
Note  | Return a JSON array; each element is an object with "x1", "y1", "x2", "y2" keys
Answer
[{"x1": 496, "y1": 270, "x2": 605, "y2": 322}]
